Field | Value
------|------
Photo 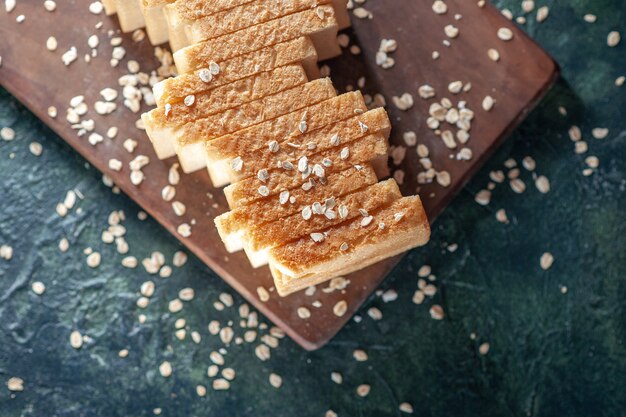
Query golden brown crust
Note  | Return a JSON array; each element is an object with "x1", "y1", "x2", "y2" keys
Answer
[
  {"x1": 176, "y1": 6, "x2": 336, "y2": 71},
  {"x1": 172, "y1": 0, "x2": 256, "y2": 21},
  {"x1": 149, "y1": 65, "x2": 306, "y2": 129},
  {"x1": 215, "y1": 165, "x2": 377, "y2": 237},
  {"x1": 229, "y1": 108, "x2": 391, "y2": 182},
  {"x1": 245, "y1": 179, "x2": 401, "y2": 252},
  {"x1": 224, "y1": 133, "x2": 388, "y2": 208},
  {"x1": 269, "y1": 195, "x2": 430, "y2": 279},
  {"x1": 177, "y1": 78, "x2": 336, "y2": 146},
  {"x1": 206, "y1": 92, "x2": 366, "y2": 161},
  {"x1": 189, "y1": 0, "x2": 331, "y2": 41},
  {"x1": 156, "y1": 37, "x2": 317, "y2": 106}
]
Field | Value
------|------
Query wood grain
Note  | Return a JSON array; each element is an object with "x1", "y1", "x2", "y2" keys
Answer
[{"x1": 0, "y1": 1, "x2": 557, "y2": 350}]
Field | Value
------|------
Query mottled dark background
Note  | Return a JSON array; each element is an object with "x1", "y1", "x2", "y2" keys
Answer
[{"x1": 1, "y1": 0, "x2": 625, "y2": 416}]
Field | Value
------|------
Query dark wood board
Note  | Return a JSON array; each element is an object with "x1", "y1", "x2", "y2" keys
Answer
[{"x1": 0, "y1": 1, "x2": 557, "y2": 350}]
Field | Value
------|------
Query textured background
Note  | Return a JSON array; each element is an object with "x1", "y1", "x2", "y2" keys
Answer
[{"x1": 1, "y1": 0, "x2": 625, "y2": 416}]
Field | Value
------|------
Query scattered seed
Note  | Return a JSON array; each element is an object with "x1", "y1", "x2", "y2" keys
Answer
[
  {"x1": 479, "y1": 342, "x2": 490, "y2": 355},
  {"x1": 429, "y1": 305, "x2": 445, "y2": 320},
  {"x1": 7, "y1": 377, "x2": 24, "y2": 392},
  {"x1": 356, "y1": 384, "x2": 371, "y2": 397},
  {"x1": 432, "y1": 0, "x2": 447, "y2": 14},
  {"x1": 487, "y1": 48, "x2": 500, "y2": 62},
  {"x1": 399, "y1": 402, "x2": 414, "y2": 414},
  {"x1": 331, "y1": 371, "x2": 343, "y2": 384},
  {"x1": 70, "y1": 330, "x2": 83, "y2": 349},
  {"x1": 540, "y1": 252, "x2": 554, "y2": 270},
  {"x1": 297, "y1": 306, "x2": 311, "y2": 319},
  {"x1": 353, "y1": 349, "x2": 368, "y2": 361},
  {"x1": 482, "y1": 95, "x2": 495, "y2": 111},
  {"x1": 255, "y1": 344, "x2": 271, "y2": 361},
  {"x1": 333, "y1": 300, "x2": 348, "y2": 317},
  {"x1": 213, "y1": 379, "x2": 230, "y2": 390},
  {"x1": 444, "y1": 24, "x2": 459, "y2": 38},
  {"x1": 269, "y1": 373, "x2": 282, "y2": 388},
  {"x1": 497, "y1": 27, "x2": 514, "y2": 41},
  {"x1": 607, "y1": 31, "x2": 621, "y2": 47},
  {"x1": 31, "y1": 281, "x2": 46, "y2": 295}
]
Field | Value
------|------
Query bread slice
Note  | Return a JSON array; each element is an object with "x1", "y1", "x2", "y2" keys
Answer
[
  {"x1": 186, "y1": 0, "x2": 334, "y2": 44},
  {"x1": 226, "y1": 107, "x2": 391, "y2": 183},
  {"x1": 143, "y1": 65, "x2": 307, "y2": 160},
  {"x1": 164, "y1": 0, "x2": 258, "y2": 50},
  {"x1": 174, "y1": 78, "x2": 337, "y2": 174},
  {"x1": 245, "y1": 179, "x2": 401, "y2": 254},
  {"x1": 205, "y1": 92, "x2": 367, "y2": 185},
  {"x1": 154, "y1": 37, "x2": 319, "y2": 107},
  {"x1": 173, "y1": 6, "x2": 340, "y2": 74},
  {"x1": 165, "y1": 0, "x2": 349, "y2": 52},
  {"x1": 223, "y1": 133, "x2": 388, "y2": 209},
  {"x1": 269, "y1": 195, "x2": 431, "y2": 296},
  {"x1": 215, "y1": 165, "x2": 377, "y2": 252},
  {"x1": 114, "y1": 0, "x2": 146, "y2": 32},
  {"x1": 140, "y1": 0, "x2": 174, "y2": 45}
]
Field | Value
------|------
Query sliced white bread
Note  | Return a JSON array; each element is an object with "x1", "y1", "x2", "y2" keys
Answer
[
  {"x1": 215, "y1": 165, "x2": 377, "y2": 252},
  {"x1": 269, "y1": 195, "x2": 430, "y2": 296},
  {"x1": 173, "y1": 6, "x2": 340, "y2": 74},
  {"x1": 153, "y1": 37, "x2": 320, "y2": 107},
  {"x1": 175, "y1": 78, "x2": 338, "y2": 174},
  {"x1": 143, "y1": 65, "x2": 308, "y2": 161}
]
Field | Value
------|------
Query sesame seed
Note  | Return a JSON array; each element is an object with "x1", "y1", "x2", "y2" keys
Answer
[
  {"x1": 482, "y1": 95, "x2": 495, "y2": 111},
  {"x1": 230, "y1": 156, "x2": 243, "y2": 172},
  {"x1": 487, "y1": 48, "x2": 500, "y2": 61},
  {"x1": 183, "y1": 95, "x2": 195, "y2": 107},
  {"x1": 540, "y1": 252, "x2": 554, "y2": 270},
  {"x1": 607, "y1": 31, "x2": 621, "y2": 47},
  {"x1": 353, "y1": 349, "x2": 368, "y2": 361},
  {"x1": 333, "y1": 300, "x2": 348, "y2": 317},
  {"x1": 70, "y1": 330, "x2": 83, "y2": 349},
  {"x1": 356, "y1": 384, "x2": 371, "y2": 397},
  {"x1": 258, "y1": 186, "x2": 270, "y2": 197},
  {"x1": 255, "y1": 344, "x2": 271, "y2": 361},
  {"x1": 198, "y1": 68, "x2": 213, "y2": 83},
  {"x1": 213, "y1": 379, "x2": 230, "y2": 390},
  {"x1": 269, "y1": 373, "x2": 283, "y2": 388},
  {"x1": 46, "y1": 36, "x2": 58, "y2": 51},
  {"x1": 497, "y1": 27, "x2": 514, "y2": 41},
  {"x1": 429, "y1": 305, "x2": 445, "y2": 320},
  {"x1": 399, "y1": 403, "x2": 414, "y2": 414}
]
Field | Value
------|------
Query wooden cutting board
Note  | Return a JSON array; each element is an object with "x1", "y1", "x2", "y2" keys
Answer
[{"x1": 0, "y1": 1, "x2": 557, "y2": 350}]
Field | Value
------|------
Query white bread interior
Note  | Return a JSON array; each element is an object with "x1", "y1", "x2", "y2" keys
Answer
[{"x1": 114, "y1": 0, "x2": 146, "y2": 32}]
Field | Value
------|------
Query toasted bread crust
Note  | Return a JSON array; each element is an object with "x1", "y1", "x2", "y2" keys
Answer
[
  {"x1": 177, "y1": 78, "x2": 336, "y2": 146},
  {"x1": 174, "y1": 6, "x2": 337, "y2": 72},
  {"x1": 245, "y1": 179, "x2": 401, "y2": 252},
  {"x1": 215, "y1": 165, "x2": 377, "y2": 237},
  {"x1": 228, "y1": 108, "x2": 391, "y2": 182},
  {"x1": 206, "y1": 92, "x2": 367, "y2": 161},
  {"x1": 269, "y1": 196, "x2": 430, "y2": 288},
  {"x1": 155, "y1": 37, "x2": 317, "y2": 106},
  {"x1": 224, "y1": 133, "x2": 388, "y2": 208},
  {"x1": 149, "y1": 65, "x2": 306, "y2": 129},
  {"x1": 172, "y1": 0, "x2": 257, "y2": 21},
  {"x1": 189, "y1": 0, "x2": 332, "y2": 41}
]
